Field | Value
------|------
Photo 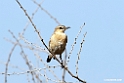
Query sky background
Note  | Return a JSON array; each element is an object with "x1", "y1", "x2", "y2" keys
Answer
[{"x1": 0, "y1": 0, "x2": 124, "y2": 83}]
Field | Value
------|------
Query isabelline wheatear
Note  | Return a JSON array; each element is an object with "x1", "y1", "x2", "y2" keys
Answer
[{"x1": 47, "y1": 25, "x2": 70, "y2": 63}]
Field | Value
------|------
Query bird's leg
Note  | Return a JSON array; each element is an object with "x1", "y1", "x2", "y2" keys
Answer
[
  {"x1": 60, "y1": 54, "x2": 65, "y2": 68},
  {"x1": 60, "y1": 54, "x2": 63, "y2": 64},
  {"x1": 53, "y1": 55, "x2": 56, "y2": 59},
  {"x1": 51, "y1": 49, "x2": 56, "y2": 60}
]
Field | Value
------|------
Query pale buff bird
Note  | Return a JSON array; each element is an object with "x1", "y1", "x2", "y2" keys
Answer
[{"x1": 47, "y1": 25, "x2": 70, "y2": 63}]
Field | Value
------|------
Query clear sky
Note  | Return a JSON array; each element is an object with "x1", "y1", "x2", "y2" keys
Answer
[{"x1": 0, "y1": 0, "x2": 124, "y2": 83}]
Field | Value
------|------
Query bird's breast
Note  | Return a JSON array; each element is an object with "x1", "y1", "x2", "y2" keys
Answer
[
  {"x1": 52, "y1": 33, "x2": 66, "y2": 44},
  {"x1": 49, "y1": 32, "x2": 67, "y2": 54}
]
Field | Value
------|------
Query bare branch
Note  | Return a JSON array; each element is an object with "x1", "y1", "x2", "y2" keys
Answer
[
  {"x1": 32, "y1": 0, "x2": 61, "y2": 25},
  {"x1": 76, "y1": 32, "x2": 87, "y2": 76},
  {"x1": 16, "y1": 0, "x2": 50, "y2": 52},
  {"x1": 62, "y1": 49, "x2": 68, "y2": 82},
  {"x1": 68, "y1": 23, "x2": 85, "y2": 63},
  {"x1": 21, "y1": 0, "x2": 44, "y2": 36},
  {"x1": 5, "y1": 44, "x2": 17, "y2": 83}
]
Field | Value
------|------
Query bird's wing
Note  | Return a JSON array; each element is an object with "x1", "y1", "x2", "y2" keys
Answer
[
  {"x1": 49, "y1": 34, "x2": 53, "y2": 49},
  {"x1": 49, "y1": 34, "x2": 55, "y2": 49},
  {"x1": 65, "y1": 35, "x2": 68, "y2": 43},
  {"x1": 49, "y1": 39, "x2": 51, "y2": 48}
]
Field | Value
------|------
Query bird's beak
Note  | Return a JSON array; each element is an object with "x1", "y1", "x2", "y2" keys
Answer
[{"x1": 66, "y1": 27, "x2": 70, "y2": 29}]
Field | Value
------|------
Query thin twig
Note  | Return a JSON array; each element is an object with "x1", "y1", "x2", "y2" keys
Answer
[
  {"x1": 19, "y1": 34, "x2": 49, "y2": 54},
  {"x1": 76, "y1": 32, "x2": 87, "y2": 76},
  {"x1": 9, "y1": 30, "x2": 43, "y2": 83},
  {"x1": 34, "y1": 52, "x2": 60, "y2": 80},
  {"x1": 8, "y1": 30, "x2": 36, "y2": 83},
  {"x1": 0, "y1": 60, "x2": 25, "y2": 71},
  {"x1": 62, "y1": 49, "x2": 68, "y2": 82},
  {"x1": 5, "y1": 44, "x2": 17, "y2": 83},
  {"x1": 16, "y1": 0, "x2": 50, "y2": 53},
  {"x1": 63, "y1": 66, "x2": 86, "y2": 83},
  {"x1": 32, "y1": 0, "x2": 60, "y2": 25},
  {"x1": 21, "y1": 0, "x2": 44, "y2": 36},
  {"x1": 67, "y1": 23, "x2": 85, "y2": 63}
]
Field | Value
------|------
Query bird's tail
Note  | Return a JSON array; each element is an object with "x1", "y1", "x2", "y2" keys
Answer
[{"x1": 47, "y1": 54, "x2": 53, "y2": 63}]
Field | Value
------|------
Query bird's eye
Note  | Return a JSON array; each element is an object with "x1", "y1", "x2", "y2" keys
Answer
[{"x1": 59, "y1": 27, "x2": 63, "y2": 29}]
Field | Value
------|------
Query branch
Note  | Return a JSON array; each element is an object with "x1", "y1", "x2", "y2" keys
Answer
[
  {"x1": 32, "y1": 0, "x2": 61, "y2": 25},
  {"x1": 16, "y1": 0, "x2": 49, "y2": 52},
  {"x1": 76, "y1": 32, "x2": 87, "y2": 76},
  {"x1": 68, "y1": 23, "x2": 85, "y2": 63},
  {"x1": 5, "y1": 44, "x2": 17, "y2": 83}
]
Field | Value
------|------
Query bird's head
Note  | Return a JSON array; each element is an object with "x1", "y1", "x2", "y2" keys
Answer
[{"x1": 54, "y1": 25, "x2": 70, "y2": 33}]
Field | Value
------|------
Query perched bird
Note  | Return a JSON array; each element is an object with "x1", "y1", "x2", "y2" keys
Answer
[{"x1": 47, "y1": 25, "x2": 70, "y2": 63}]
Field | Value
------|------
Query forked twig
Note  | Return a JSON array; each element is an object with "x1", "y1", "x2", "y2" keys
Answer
[
  {"x1": 67, "y1": 23, "x2": 85, "y2": 63},
  {"x1": 21, "y1": 0, "x2": 44, "y2": 36},
  {"x1": 32, "y1": 0, "x2": 60, "y2": 25},
  {"x1": 16, "y1": 0, "x2": 49, "y2": 52}
]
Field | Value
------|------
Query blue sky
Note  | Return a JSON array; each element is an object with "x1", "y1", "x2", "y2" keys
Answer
[{"x1": 0, "y1": 0, "x2": 124, "y2": 83}]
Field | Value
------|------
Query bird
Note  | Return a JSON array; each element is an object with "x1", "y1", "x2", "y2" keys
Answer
[{"x1": 47, "y1": 25, "x2": 70, "y2": 63}]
